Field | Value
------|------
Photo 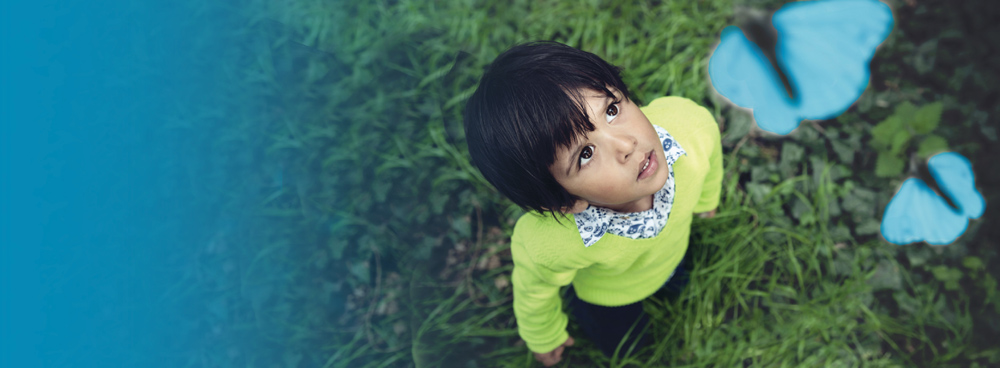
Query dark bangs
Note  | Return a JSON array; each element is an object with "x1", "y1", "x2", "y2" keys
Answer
[{"x1": 464, "y1": 41, "x2": 631, "y2": 215}]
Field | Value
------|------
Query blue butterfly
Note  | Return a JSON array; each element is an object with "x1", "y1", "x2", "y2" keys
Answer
[
  {"x1": 881, "y1": 152, "x2": 986, "y2": 245},
  {"x1": 708, "y1": 0, "x2": 894, "y2": 134}
]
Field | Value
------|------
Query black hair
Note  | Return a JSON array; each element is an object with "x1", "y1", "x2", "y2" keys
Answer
[{"x1": 463, "y1": 41, "x2": 632, "y2": 217}]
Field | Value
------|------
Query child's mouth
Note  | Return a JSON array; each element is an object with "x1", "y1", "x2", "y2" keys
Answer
[{"x1": 637, "y1": 151, "x2": 657, "y2": 180}]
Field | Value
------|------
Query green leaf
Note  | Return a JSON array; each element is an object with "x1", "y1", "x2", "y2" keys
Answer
[
  {"x1": 893, "y1": 290, "x2": 920, "y2": 315},
  {"x1": 349, "y1": 261, "x2": 370, "y2": 284},
  {"x1": 791, "y1": 197, "x2": 810, "y2": 219},
  {"x1": 911, "y1": 102, "x2": 943, "y2": 134},
  {"x1": 916, "y1": 135, "x2": 948, "y2": 158},
  {"x1": 871, "y1": 116, "x2": 902, "y2": 148},
  {"x1": 912, "y1": 39, "x2": 938, "y2": 75},
  {"x1": 373, "y1": 180, "x2": 392, "y2": 203},
  {"x1": 894, "y1": 101, "x2": 918, "y2": 121},
  {"x1": 781, "y1": 142, "x2": 805, "y2": 163},
  {"x1": 842, "y1": 187, "x2": 876, "y2": 216},
  {"x1": 831, "y1": 140, "x2": 855, "y2": 164},
  {"x1": 283, "y1": 352, "x2": 303, "y2": 368},
  {"x1": 450, "y1": 216, "x2": 472, "y2": 238},
  {"x1": 875, "y1": 152, "x2": 906, "y2": 177},
  {"x1": 931, "y1": 265, "x2": 962, "y2": 286},
  {"x1": 751, "y1": 166, "x2": 771, "y2": 183},
  {"x1": 890, "y1": 129, "x2": 912, "y2": 155},
  {"x1": 962, "y1": 256, "x2": 984, "y2": 271},
  {"x1": 412, "y1": 237, "x2": 436, "y2": 260},
  {"x1": 983, "y1": 274, "x2": 998, "y2": 302},
  {"x1": 906, "y1": 246, "x2": 931, "y2": 267},
  {"x1": 746, "y1": 182, "x2": 773, "y2": 204},
  {"x1": 329, "y1": 239, "x2": 347, "y2": 260},
  {"x1": 869, "y1": 260, "x2": 902, "y2": 291},
  {"x1": 831, "y1": 224, "x2": 851, "y2": 242},
  {"x1": 855, "y1": 218, "x2": 881, "y2": 235},
  {"x1": 780, "y1": 142, "x2": 804, "y2": 177},
  {"x1": 856, "y1": 90, "x2": 875, "y2": 113},
  {"x1": 723, "y1": 110, "x2": 753, "y2": 144}
]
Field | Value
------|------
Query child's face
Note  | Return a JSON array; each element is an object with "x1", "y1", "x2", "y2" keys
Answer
[{"x1": 549, "y1": 88, "x2": 670, "y2": 214}]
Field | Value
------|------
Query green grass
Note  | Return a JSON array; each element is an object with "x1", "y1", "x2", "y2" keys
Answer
[{"x1": 169, "y1": 0, "x2": 1000, "y2": 366}]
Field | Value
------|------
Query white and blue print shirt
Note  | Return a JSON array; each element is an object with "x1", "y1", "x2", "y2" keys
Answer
[{"x1": 573, "y1": 125, "x2": 686, "y2": 247}]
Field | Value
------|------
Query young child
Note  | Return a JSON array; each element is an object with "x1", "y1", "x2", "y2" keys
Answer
[{"x1": 463, "y1": 41, "x2": 722, "y2": 366}]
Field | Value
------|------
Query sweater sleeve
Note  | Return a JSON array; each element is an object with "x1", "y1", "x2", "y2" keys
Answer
[
  {"x1": 510, "y1": 229, "x2": 577, "y2": 353},
  {"x1": 694, "y1": 109, "x2": 723, "y2": 213}
]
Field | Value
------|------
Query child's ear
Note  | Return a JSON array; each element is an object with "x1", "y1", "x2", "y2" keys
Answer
[{"x1": 560, "y1": 200, "x2": 589, "y2": 214}]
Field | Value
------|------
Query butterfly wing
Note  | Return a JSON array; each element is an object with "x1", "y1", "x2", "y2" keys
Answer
[
  {"x1": 927, "y1": 152, "x2": 986, "y2": 219},
  {"x1": 709, "y1": 0, "x2": 893, "y2": 135},
  {"x1": 774, "y1": 0, "x2": 894, "y2": 120},
  {"x1": 881, "y1": 178, "x2": 969, "y2": 245},
  {"x1": 709, "y1": 26, "x2": 801, "y2": 134}
]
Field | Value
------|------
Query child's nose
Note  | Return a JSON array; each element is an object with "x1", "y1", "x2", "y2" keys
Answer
[{"x1": 610, "y1": 132, "x2": 637, "y2": 162}]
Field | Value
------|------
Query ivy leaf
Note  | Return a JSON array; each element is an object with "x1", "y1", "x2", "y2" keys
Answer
[
  {"x1": 893, "y1": 290, "x2": 920, "y2": 315},
  {"x1": 780, "y1": 142, "x2": 804, "y2": 177},
  {"x1": 856, "y1": 90, "x2": 875, "y2": 113},
  {"x1": 856, "y1": 219, "x2": 881, "y2": 235},
  {"x1": 746, "y1": 182, "x2": 773, "y2": 204},
  {"x1": 983, "y1": 274, "x2": 998, "y2": 302},
  {"x1": 911, "y1": 102, "x2": 943, "y2": 134},
  {"x1": 329, "y1": 239, "x2": 347, "y2": 260},
  {"x1": 724, "y1": 110, "x2": 753, "y2": 144},
  {"x1": 751, "y1": 166, "x2": 771, "y2": 183},
  {"x1": 875, "y1": 152, "x2": 906, "y2": 177},
  {"x1": 412, "y1": 237, "x2": 436, "y2": 260},
  {"x1": 781, "y1": 142, "x2": 804, "y2": 163},
  {"x1": 827, "y1": 194, "x2": 842, "y2": 217},
  {"x1": 791, "y1": 197, "x2": 810, "y2": 219},
  {"x1": 912, "y1": 39, "x2": 938, "y2": 75},
  {"x1": 842, "y1": 187, "x2": 876, "y2": 216},
  {"x1": 373, "y1": 180, "x2": 392, "y2": 203},
  {"x1": 832, "y1": 250, "x2": 854, "y2": 276},
  {"x1": 831, "y1": 140, "x2": 855, "y2": 164},
  {"x1": 283, "y1": 352, "x2": 303, "y2": 368},
  {"x1": 869, "y1": 260, "x2": 902, "y2": 291},
  {"x1": 906, "y1": 246, "x2": 931, "y2": 267},
  {"x1": 916, "y1": 135, "x2": 948, "y2": 158},
  {"x1": 450, "y1": 216, "x2": 472, "y2": 238},
  {"x1": 349, "y1": 261, "x2": 370, "y2": 284}
]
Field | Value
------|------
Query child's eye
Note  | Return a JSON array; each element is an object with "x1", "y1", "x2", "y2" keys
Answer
[
  {"x1": 579, "y1": 146, "x2": 594, "y2": 166},
  {"x1": 605, "y1": 103, "x2": 620, "y2": 123}
]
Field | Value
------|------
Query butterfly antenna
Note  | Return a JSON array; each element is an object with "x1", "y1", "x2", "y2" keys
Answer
[{"x1": 735, "y1": 7, "x2": 798, "y2": 102}]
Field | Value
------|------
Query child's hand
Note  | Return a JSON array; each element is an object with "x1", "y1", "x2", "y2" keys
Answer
[
  {"x1": 696, "y1": 209, "x2": 717, "y2": 219},
  {"x1": 533, "y1": 336, "x2": 574, "y2": 367}
]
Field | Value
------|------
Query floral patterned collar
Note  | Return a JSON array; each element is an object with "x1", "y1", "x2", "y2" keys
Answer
[{"x1": 573, "y1": 125, "x2": 686, "y2": 247}]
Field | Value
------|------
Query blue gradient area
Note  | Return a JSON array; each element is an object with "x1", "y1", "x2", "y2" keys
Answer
[
  {"x1": 881, "y1": 153, "x2": 985, "y2": 245},
  {"x1": 708, "y1": 0, "x2": 893, "y2": 134},
  {"x1": 2, "y1": 1, "x2": 243, "y2": 366}
]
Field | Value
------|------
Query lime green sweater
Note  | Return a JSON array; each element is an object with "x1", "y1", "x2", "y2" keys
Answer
[{"x1": 511, "y1": 96, "x2": 723, "y2": 353}]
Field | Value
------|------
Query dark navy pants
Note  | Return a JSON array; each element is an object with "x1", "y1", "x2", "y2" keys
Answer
[{"x1": 566, "y1": 263, "x2": 689, "y2": 358}]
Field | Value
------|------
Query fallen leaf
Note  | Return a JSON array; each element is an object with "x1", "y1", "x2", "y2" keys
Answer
[
  {"x1": 494, "y1": 275, "x2": 509, "y2": 290},
  {"x1": 487, "y1": 255, "x2": 501, "y2": 270}
]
